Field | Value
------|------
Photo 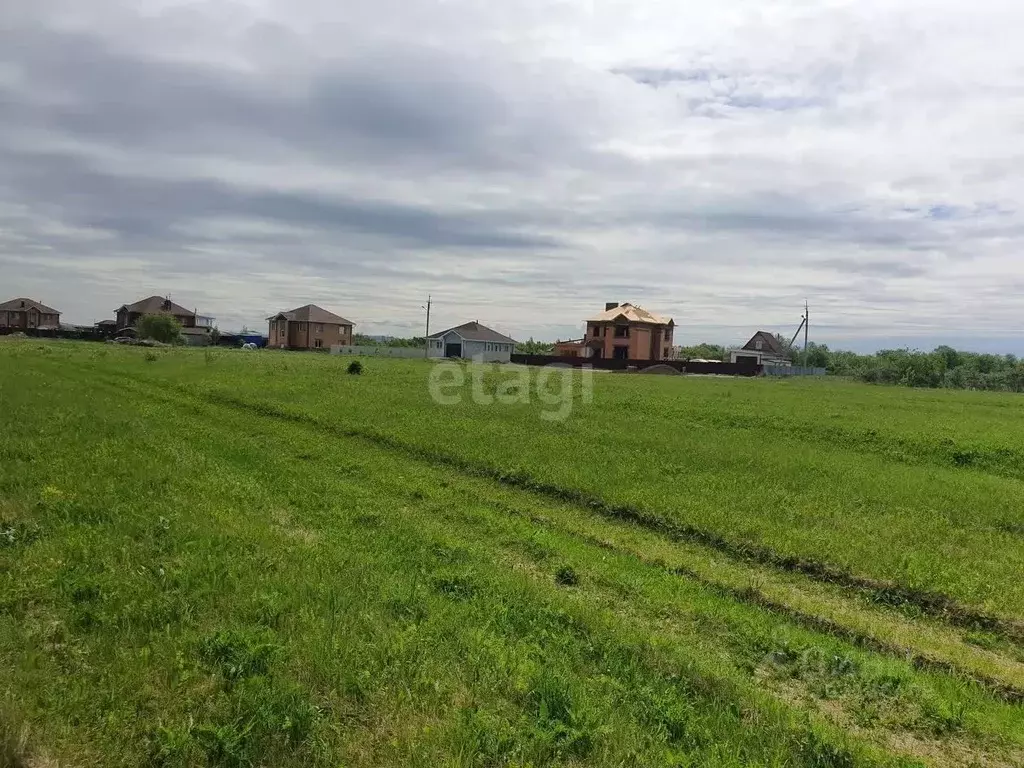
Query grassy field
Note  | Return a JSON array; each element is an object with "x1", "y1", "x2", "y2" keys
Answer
[{"x1": 2, "y1": 340, "x2": 1023, "y2": 767}]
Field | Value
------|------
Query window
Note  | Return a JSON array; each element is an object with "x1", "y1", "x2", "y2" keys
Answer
[
  {"x1": 300, "y1": 322, "x2": 306, "y2": 331},
  {"x1": 316, "y1": 324, "x2": 323, "y2": 334},
  {"x1": 591, "y1": 325, "x2": 602, "y2": 337},
  {"x1": 614, "y1": 325, "x2": 629, "y2": 338},
  {"x1": 755, "y1": 339, "x2": 763, "y2": 350},
  {"x1": 314, "y1": 339, "x2": 323, "y2": 349}
]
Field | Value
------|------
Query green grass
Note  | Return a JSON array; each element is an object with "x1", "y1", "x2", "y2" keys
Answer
[{"x1": 2, "y1": 340, "x2": 1024, "y2": 767}]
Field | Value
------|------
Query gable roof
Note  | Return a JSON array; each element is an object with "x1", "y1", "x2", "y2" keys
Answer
[
  {"x1": 119, "y1": 296, "x2": 195, "y2": 316},
  {"x1": 0, "y1": 297, "x2": 60, "y2": 314},
  {"x1": 742, "y1": 330, "x2": 786, "y2": 355},
  {"x1": 429, "y1": 321, "x2": 517, "y2": 345},
  {"x1": 588, "y1": 303, "x2": 672, "y2": 326},
  {"x1": 268, "y1": 304, "x2": 354, "y2": 326}
]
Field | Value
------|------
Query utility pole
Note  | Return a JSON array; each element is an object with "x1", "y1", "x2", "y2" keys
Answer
[
  {"x1": 423, "y1": 295, "x2": 431, "y2": 358},
  {"x1": 803, "y1": 300, "x2": 809, "y2": 366}
]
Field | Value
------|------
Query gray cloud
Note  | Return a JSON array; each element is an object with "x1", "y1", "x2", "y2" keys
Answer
[
  {"x1": 2, "y1": 151, "x2": 560, "y2": 250},
  {"x1": 1, "y1": 0, "x2": 1023, "y2": 349}
]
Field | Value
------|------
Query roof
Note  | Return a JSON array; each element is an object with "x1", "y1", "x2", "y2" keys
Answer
[
  {"x1": 742, "y1": 331, "x2": 786, "y2": 355},
  {"x1": 95, "y1": 319, "x2": 118, "y2": 326},
  {"x1": 0, "y1": 298, "x2": 60, "y2": 314},
  {"x1": 268, "y1": 304, "x2": 354, "y2": 326},
  {"x1": 428, "y1": 321, "x2": 518, "y2": 345},
  {"x1": 119, "y1": 296, "x2": 195, "y2": 316},
  {"x1": 588, "y1": 303, "x2": 672, "y2": 326}
]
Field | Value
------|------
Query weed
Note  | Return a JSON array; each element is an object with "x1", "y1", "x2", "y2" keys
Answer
[
  {"x1": 199, "y1": 629, "x2": 282, "y2": 681},
  {"x1": 347, "y1": 360, "x2": 362, "y2": 375},
  {"x1": 554, "y1": 565, "x2": 579, "y2": 587},
  {"x1": 431, "y1": 572, "x2": 479, "y2": 601},
  {"x1": 0, "y1": 521, "x2": 41, "y2": 549},
  {"x1": 917, "y1": 696, "x2": 969, "y2": 735}
]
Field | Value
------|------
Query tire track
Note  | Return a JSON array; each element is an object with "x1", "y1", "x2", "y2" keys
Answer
[
  {"x1": 60, "y1": 363, "x2": 1024, "y2": 703},
  {"x1": 57, "y1": 362, "x2": 1024, "y2": 650}
]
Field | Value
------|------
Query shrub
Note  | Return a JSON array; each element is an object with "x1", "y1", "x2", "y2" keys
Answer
[
  {"x1": 347, "y1": 360, "x2": 363, "y2": 375},
  {"x1": 554, "y1": 565, "x2": 579, "y2": 587},
  {"x1": 136, "y1": 314, "x2": 182, "y2": 344}
]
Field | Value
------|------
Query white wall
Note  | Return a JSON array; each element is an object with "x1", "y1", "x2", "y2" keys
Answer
[
  {"x1": 463, "y1": 339, "x2": 514, "y2": 362},
  {"x1": 426, "y1": 333, "x2": 514, "y2": 362}
]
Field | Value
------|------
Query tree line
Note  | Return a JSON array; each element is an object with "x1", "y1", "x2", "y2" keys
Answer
[{"x1": 679, "y1": 337, "x2": 1024, "y2": 392}]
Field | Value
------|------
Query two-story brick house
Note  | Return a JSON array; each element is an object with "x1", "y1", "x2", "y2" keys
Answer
[
  {"x1": 584, "y1": 302, "x2": 675, "y2": 361},
  {"x1": 0, "y1": 298, "x2": 61, "y2": 330},
  {"x1": 267, "y1": 305, "x2": 354, "y2": 350}
]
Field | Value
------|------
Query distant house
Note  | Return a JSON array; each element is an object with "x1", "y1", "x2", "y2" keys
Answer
[
  {"x1": 94, "y1": 319, "x2": 120, "y2": 338},
  {"x1": 584, "y1": 302, "x2": 675, "y2": 361},
  {"x1": 427, "y1": 321, "x2": 517, "y2": 362},
  {"x1": 267, "y1": 305, "x2": 354, "y2": 350},
  {"x1": 115, "y1": 296, "x2": 207, "y2": 330},
  {"x1": 179, "y1": 327, "x2": 215, "y2": 347},
  {"x1": 553, "y1": 339, "x2": 585, "y2": 357},
  {"x1": 0, "y1": 298, "x2": 61, "y2": 330},
  {"x1": 729, "y1": 331, "x2": 792, "y2": 367}
]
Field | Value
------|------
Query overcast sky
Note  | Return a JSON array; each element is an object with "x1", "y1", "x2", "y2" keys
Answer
[{"x1": 2, "y1": 0, "x2": 1023, "y2": 350}]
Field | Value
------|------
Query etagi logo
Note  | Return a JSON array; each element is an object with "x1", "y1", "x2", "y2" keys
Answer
[{"x1": 428, "y1": 357, "x2": 593, "y2": 422}]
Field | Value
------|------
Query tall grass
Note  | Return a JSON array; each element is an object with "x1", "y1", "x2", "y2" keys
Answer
[{"x1": 2, "y1": 341, "x2": 1023, "y2": 766}]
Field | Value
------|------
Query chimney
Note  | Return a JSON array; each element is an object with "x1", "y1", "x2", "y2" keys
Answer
[{"x1": 605, "y1": 302, "x2": 619, "y2": 311}]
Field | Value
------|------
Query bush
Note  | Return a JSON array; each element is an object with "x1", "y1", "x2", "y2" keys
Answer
[
  {"x1": 347, "y1": 361, "x2": 363, "y2": 375},
  {"x1": 136, "y1": 314, "x2": 182, "y2": 344},
  {"x1": 554, "y1": 565, "x2": 579, "y2": 587}
]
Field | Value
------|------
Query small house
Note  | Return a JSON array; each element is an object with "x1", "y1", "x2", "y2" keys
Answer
[
  {"x1": 729, "y1": 331, "x2": 792, "y2": 367},
  {"x1": 427, "y1": 321, "x2": 517, "y2": 362}
]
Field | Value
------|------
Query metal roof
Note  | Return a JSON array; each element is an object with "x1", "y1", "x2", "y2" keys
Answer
[
  {"x1": 428, "y1": 321, "x2": 518, "y2": 345},
  {"x1": 587, "y1": 303, "x2": 672, "y2": 325},
  {"x1": 267, "y1": 305, "x2": 355, "y2": 326},
  {"x1": 0, "y1": 297, "x2": 60, "y2": 314},
  {"x1": 118, "y1": 296, "x2": 195, "y2": 316}
]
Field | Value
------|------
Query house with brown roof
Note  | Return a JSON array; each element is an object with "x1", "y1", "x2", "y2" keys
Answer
[
  {"x1": 267, "y1": 305, "x2": 354, "y2": 350},
  {"x1": 583, "y1": 302, "x2": 675, "y2": 361},
  {"x1": 729, "y1": 331, "x2": 792, "y2": 367},
  {"x1": 427, "y1": 321, "x2": 518, "y2": 362},
  {"x1": 0, "y1": 298, "x2": 61, "y2": 330},
  {"x1": 115, "y1": 296, "x2": 204, "y2": 330}
]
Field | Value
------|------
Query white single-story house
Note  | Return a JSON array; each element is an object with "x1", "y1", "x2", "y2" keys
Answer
[
  {"x1": 729, "y1": 330, "x2": 793, "y2": 367},
  {"x1": 427, "y1": 321, "x2": 518, "y2": 362}
]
